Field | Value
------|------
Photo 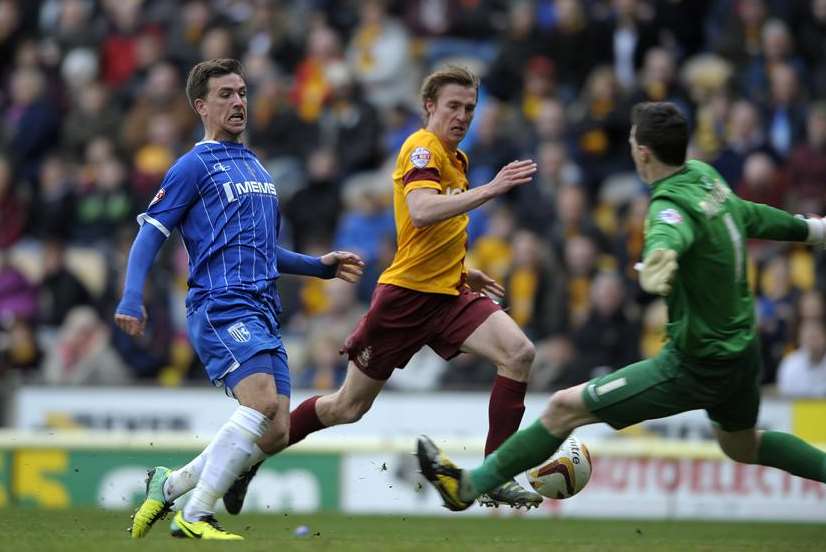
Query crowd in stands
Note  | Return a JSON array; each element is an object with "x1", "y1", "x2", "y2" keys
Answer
[{"x1": 1, "y1": 0, "x2": 826, "y2": 397}]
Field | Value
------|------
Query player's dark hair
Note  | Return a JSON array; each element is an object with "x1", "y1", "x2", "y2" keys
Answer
[
  {"x1": 420, "y1": 65, "x2": 479, "y2": 121},
  {"x1": 631, "y1": 102, "x2": 688, "y2": 166},
  {"x1": 186, "y1": 58, "x2": 246, "y2": 110}
]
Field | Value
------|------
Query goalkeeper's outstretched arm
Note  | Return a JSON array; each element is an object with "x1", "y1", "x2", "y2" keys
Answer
[{"x1": 736, "y1": 198, "x2": 817, "y2": 243}]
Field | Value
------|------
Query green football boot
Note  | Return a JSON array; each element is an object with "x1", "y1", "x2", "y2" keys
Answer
[{"x1": 129, "y1": 466, "x2": 173, "y2": 539}]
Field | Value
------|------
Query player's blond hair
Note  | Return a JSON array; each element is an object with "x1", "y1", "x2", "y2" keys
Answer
[{"x1": 420, "y1": 65, "x2": 479, "y2": 122}]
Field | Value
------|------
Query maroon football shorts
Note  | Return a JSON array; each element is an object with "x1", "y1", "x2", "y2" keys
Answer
[{"x1": 342, "y1": 283, "x2": 500, "y2": 380}]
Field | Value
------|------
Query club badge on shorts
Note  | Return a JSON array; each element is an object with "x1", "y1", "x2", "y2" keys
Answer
[{"x1": 228, "y1": 321, "x2": 251, "y2": 343}]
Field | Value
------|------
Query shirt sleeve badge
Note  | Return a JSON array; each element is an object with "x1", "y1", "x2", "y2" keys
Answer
[
  {"x1": 658, "y1": 208, "x2": 683, "y2": 224},
  {"x1": 149, "y1": 188, "x2": 166, "y2": 207},
  {"x1": 410, "y1": 147, "x2": 432, "y2": 169}
]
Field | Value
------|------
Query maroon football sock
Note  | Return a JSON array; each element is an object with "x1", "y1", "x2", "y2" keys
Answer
[
  {"x1": 484, "y1": 375, "x2": 527, "y2": 456},
  {"x1": 288, "y1": 395, "x2": 326, "y2": 445}
]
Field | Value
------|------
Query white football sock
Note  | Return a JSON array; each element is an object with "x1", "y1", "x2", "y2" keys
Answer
[
  {"x1": 183, "y1": 406, "x2": 268, "y2": 521},
  {"x1": 246, "y1": 443, "x2": 268, "y2": 469},
  {"x1": 163, "y1": 441, "x2": 214, "y2": 502},
  {"x1": 163, "y1": 440, "x2": 270, "y2": 502}
]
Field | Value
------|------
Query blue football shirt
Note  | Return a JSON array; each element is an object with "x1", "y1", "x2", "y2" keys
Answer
[{"x1": 138, "y1": 140, "x2": 284, "y2": 309}]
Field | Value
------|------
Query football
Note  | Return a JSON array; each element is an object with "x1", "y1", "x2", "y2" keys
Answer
[{"x1": 526, "y1": 436, "x2": 592, "y2": 499}]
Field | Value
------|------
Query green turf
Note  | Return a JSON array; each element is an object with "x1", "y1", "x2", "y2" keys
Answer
[{"x1": 1, "y1": 509, "x2": 823, "y2": 551}]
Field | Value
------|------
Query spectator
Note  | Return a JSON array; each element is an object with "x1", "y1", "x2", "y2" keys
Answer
[
  {"x1": 740, "y1": 18, "x2": 806, "y2": 103},
  {"x1": 560, "y1": 271, "x2": 640, "y2": 386},
  {"x1": 757, "y1": 255, "x2": 801, "y2": 383},
  {"x1": 32, "y1": 153, "x2": 76, "y2": 239},
  {"x1": 466, "y1": 102, "x2": 520, "y2": 188},
  {"x1": 469, "y1": 205, "x2": 515, "y2": 285},
  {"x1": 504, "y1": 229, "x2": 567, "y2": 340},
  {"x1": 627, "y1": 47, "x2": 690, "y2": 112},
  {"x1": 797, "y1": 0, "x2": 826, "y2": 95},
  {"x1": 563, "y1": 234, "x2": 600, "y2": 328},
  {"x1": 334, "y1": 183, "x2": 394, "y2": 266},
  {"x1": 0, "y1": 252, "x2": 37, "y2": 324},
  {"x1": 283, "y1": 149, "x2": 343, "y2": 252},
  {"x1": 545, "y1": 0, "x2": 594, "y2": 97},
  {"x1": 0, "y1": 156, "x2": 28, "y2": 249},
  {"x1": 2, "y1": 66, "x2": 61, "y2": 183},
  {"x1": 121, "y1": 61, "x2": 194, "y2": 156},
  {"x1": 37, "y1": 238, "x2": 94, "y2": 329},
  {"x1": 514, "y1": 141, "x2": 582, "y2": 235},
  {"x1": 713, "y1": 99, "x2": 774, "y2": 186},
  {"x1": 41, "y1": 0, "x2": 102, "y2": 53},
  {"x1": 777, "y1": 318, "x2": 826, "y2": 397},
  {"x1": 737, "y1": 151, "x2": 787, "y2": 208},
  {"x1": 548, "y1": 183, "x2": 606, "y2": 258},
  {"x1": 165, "y1": 0, "x2": 213, "y2": 70},
  {"x1": 199, "y1": 24, "x2": 237, "y2": 61},
  {"x1": 786, "y1": 101, "x2": 826, "y2": 214},
  {"x1": 712, "y1": 0, "x2": 768, "y2": 66},
  {"x1": 569, "y1": 65, "x2": 632, "y2": 194},
  {"x1": 314, "y1": 62, "x2": 384, "y2": 176},
  {"x1": 42, "y1": 305, "x2": 131, "y2": 385},
  {"x1": 523, "y1": 98, "x2": 575, "y2": 154},
  {"x1": 346, "y1": 0, "x2": 414, "y2": 110},
  {"x1": 484, "y1": 0, "x2": 546, "y2": 102},
  {"x1": 592, "y1": 0, "x2": 659, "y2": 92},
  {"x1": 72, "y1": 156, "x2": 132, "y2": 245},
  {"x1": 248, "y1": 72, "x2": 316, "y2": 161},
  {"x1": 0, "y1": 318, "x2": 42, "y2": 376},
  {"x1": 61, "y1": 80, "x2": 122, "y2": 157},
  {"x1": 99, "y1": 0, "x2": 146, "y2": 89},
  {"x1": 762, "y1": 63, "x2": 807, "y2": 158},
  {"x1": 292, "y1": 24, "x2": 343, "y2": 122}
]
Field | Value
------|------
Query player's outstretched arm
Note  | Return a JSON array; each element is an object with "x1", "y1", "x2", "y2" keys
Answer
[
  {"x1": 736, "y1": 198, "x2": 818, "y2": 243},
  {"x1": 406, "y1": 160, "x2": 537, "y2": 227},
  {"x1": 320, "y1": 250, "x2": 365, "y2": 283},
  {"x1": 276, "y1": 246, "x2": 364, "y2": 281},
  {"x1": 114, "y1": 223, "x2": 167, "y2": 336}
]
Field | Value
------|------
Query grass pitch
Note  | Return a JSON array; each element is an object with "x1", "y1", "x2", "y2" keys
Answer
[{"x1": 1, "y1": 508, "x2": 823, "y2": 551}]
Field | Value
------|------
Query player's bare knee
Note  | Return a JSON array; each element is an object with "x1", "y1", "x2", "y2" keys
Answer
[
  {"x1": 325, "y1": 394, "x2": 372, "y2": 425},
  {"x1": 246, "y1": 397, "x2": 280, "y2": 420},
  {"x1": 339, "y1": 399, "x2": 372, "y2": 424},
  {"x1": 258, "y1": 422, "x2": 288, "y2": 454},
  {"x1": 498, "y1": 337, "x2": 535, "y2": 379},
  {"x1": 513, "y1": 338, "x2": 535, "y2": 374},
  {"x1": 270, "y1": 422, "x2": 290, "y2": 452},
  {"x1": 541, "y1": 389, "x2": 581, "y2": 435}
]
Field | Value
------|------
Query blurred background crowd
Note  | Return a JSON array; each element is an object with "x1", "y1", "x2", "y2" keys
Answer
[{"x1": 1, "y1": 0, "x2": 826, "y2": 398}]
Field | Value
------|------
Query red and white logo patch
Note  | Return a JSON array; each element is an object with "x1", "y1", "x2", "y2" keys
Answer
[
  {"x1": 410, "y1": 147, "x2": 432, "y2": 169},
  {"x1": 149, "y1": 188, "x2": 166, "y2": 207},
  {"x1": 658, "y1": 208, "x2": 683, "y2": 224}
]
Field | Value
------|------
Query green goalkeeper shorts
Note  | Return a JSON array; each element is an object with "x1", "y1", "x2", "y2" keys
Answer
[{"x1": 581, "y1": 340, "x2": 761, "y2": 432}]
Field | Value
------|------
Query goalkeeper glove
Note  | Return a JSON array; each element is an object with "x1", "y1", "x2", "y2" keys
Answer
[
  {"x1": 636, "y1": 249, "x2": 678, "y2": 296},
  {"x1": 798, "y1": 215, "x2": 826, "y2": 248}
]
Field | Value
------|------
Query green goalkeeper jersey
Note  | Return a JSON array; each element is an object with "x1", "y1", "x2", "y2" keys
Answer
[{"x1": 644, "y1": 159, "x2": 808, "y2": 360}]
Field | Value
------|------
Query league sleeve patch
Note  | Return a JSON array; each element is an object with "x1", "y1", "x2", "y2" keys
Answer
[
  {"x1": 149, "y1": 188, "x2": 166, "y2": 207},
  {"x1": 657, "y1": 208, "x2": 683, "y2": 224},
  {"x1": 410, "y1": 147, "x2": 432, "y2": 169}
]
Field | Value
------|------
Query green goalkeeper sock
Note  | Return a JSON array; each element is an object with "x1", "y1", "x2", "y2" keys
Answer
[
  {"x1": 465, "y1": 419, "x2": 566, "y2": 499},
  {"x1": 757, "y1": 431, "x2": 826, "y2": 482}
]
